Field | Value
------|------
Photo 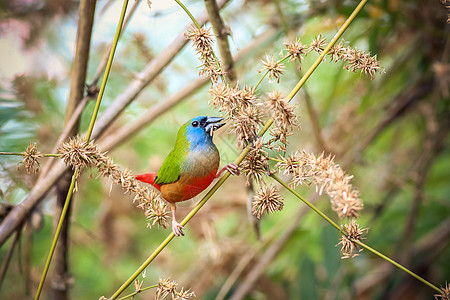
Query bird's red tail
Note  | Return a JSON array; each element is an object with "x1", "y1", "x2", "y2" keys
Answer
[{"x1": 135, "y1": 172, "x2": 161, "y2": 191}]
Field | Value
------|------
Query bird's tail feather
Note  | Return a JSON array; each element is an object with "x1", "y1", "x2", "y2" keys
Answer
[{"x1": 135, "y1": 172, "x2": 161, "y2": 191}]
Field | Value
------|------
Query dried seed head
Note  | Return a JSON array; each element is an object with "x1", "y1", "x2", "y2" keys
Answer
[
  {"x1": 185, "y1": 26, "x2": 223, "y2": 83},
  {"x1": 278, "y1": 150, "x2": 363, "y2": 219},
  {"x1": 308, "y1": 33, "x2": 326, "y2": 53},
  {"x1": 259, "y1": 54, "x2": 285, "y2": 83},
  {"x1": 144, "y1": 197, "x2": 170, "y2": 228},
  {"x1": 229, "y1": 105, "x2": 264, "y2": 148},
  {"x1": 337, "y1": 220, "x2": 368, "y2": 259},
  {"x1": 156, "y1": 278, "x2": 178, "y2": 300},
  {"x1": 266, "y1": 91, "x2": 299, "y2": 138},
  {"x1": 283, "y1": 39, "x2": 308, "y2": 62},
  {"x1": 252, "y1": 183, "x2": 284, "y2": 219},
  {"x1": 328, "y1": 42, "x2": 347, "y2": 62},
  {"x1": 241, "y1": 138, "x2": 269, "y2": 184},
  {"x1": 343, "y1": 48, "x2": 382, "y2": 80},
  {"x1": 20, "y1": 142, "x2": 42, "y2": 174},
  {"x1": 58, "y1": 135, "x2": 98, "y2": 170},
  {"x1": 435, "y1": 283, "x2": 450, "y2": 300},
  {"x1": 175, "y1": 288, "x2": 196, "y2": 300}
]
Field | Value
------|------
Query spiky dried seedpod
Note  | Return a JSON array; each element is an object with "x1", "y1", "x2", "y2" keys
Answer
[
  {"x1": 337, "y1": 220, "x2": 368, "y2": 259},
  {"x1": 327, "y1": 42, "x2": 348, "y2": 62},
  {"x1": 229, "y1": 105, "x2": 264, "y2": 148},
  {"x1": 308, "y1": 33, "x2": 326, "y2": 53},
  {"x1": 259, "y1": 54, "x2": 285, "y2": 83},
  {"x1": 156, "y1": 278, "x2": 178, "y2": 300},
  {"x1": 343, "y1": 48, "x2": 381, "y2": 80},
  {"x1": 20, "y1": 142, "x2": 43, "y2": 174},
  {"x1": 175, "y1": 288, "x2": 196, "y2": 300},
  {"x1": 435, "y1": 283, "x2": 450, "y2": 300},
  {"x1": 144, "y1": 197, "x2": 170, "y2": 228},
  {"x1": 241, "y1": 138, "x2": 269, "y2": 184},
  {"x1": 185, "y1": 26, "x2": 223, "y2": 83},
  {"x1": 58, "y1": 135, "x2": 98, "y2": 170},
  {"x1": 252, "y1": 183, "x2": 284, "y2": 219},
  {"x1": 276, "y1": 150, "x2": 363, "y2": 219},
  {"x1": 283, "y1": 39, "x2": 308, "y2": 63}
]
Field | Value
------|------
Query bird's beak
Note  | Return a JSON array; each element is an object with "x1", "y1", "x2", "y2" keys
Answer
[{"x1": 205, "y1": 117, "x2": 225, "y2": 135}]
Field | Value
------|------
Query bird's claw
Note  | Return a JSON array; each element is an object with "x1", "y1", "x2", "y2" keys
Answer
[
  {"x1": 225, "y1": 163, "x2": 240, "y2": 176},
  {"x1": 172, "y1": 220, "x2": 185, "y2": 237}
]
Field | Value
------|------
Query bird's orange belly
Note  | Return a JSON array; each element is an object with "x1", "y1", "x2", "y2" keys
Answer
[{"x1": 160, "y1": 171, "x2": 216, "y2": 203}]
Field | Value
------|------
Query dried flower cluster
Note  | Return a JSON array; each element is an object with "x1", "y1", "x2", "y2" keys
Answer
[
  {"x1": 58, "y1": 135, "x2": 99, "y2": 170},
  {"x1": 210, "y1": 84, "x2": 264, "y2": 148},
  {"x1": 259, "y1": 54, "x2": 285, "y2": 83},
  {"x1": 240, "y1": 138, "x2": 269, "y2": 184},
  {"x1": 185, "y1": 26, "x2": 223, "y2": 83},
  {"x1": 58, "y1": 135, "x2": 168, "y2": 228},
  {"x1": 282, "y1": 36, "x2": 382, "y2": 79},
  {"x1": 435, "y1": 283, "x2": 450, "y2": 300},
  {"x1": 442, "y1": 0, "x2": 450, "y2": 23},
  {"x1": 156, "y1": 278, "x2": 195, "y2": 300},
  {"x1": 20, "y1": 142, "x2": 43, "y2": 174},
  {"x1": 252, "y1": 183, "x2": 284, "y2": 219},
  {"x1": 265, "y1": 91, "x2": 300, "y2": 151},
  {"x1": 337, "y1": 220, "x2": 367, "y2": 259},
  {"x1": 277, "y1": 150, "x2": 363, "y2": 219}
]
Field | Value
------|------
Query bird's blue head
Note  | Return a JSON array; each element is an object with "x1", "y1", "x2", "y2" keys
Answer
[{"x1": 177, "y1": 116, "x2": 225, "y2": 149}]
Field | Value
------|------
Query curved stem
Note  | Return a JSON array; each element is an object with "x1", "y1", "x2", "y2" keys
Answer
[
  {"x1": 271, "y1": 173, "x2": 442, "y2": 294},
  {"x1": 34, "y1": 1, "x2": 129, "y2": 299},
  {"x1": 117, "y1": 284, "x2": 158, "y2": 300}
]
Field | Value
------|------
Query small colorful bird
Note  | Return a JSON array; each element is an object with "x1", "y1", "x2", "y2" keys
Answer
[{"x1": 135, "y1": 116, "x2": 240, "y2": 236}]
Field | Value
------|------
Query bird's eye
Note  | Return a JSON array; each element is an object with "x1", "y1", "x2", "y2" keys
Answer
[{"x1": 192, "y1": 121, "x2": 199, "y2": 127}]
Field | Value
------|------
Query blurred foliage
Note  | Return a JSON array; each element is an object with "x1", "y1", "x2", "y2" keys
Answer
[{"x1": 0, "y1": 0, "x2": 449, "y2": 299}]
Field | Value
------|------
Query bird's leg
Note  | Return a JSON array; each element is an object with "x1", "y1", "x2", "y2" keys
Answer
[
  {"x1": 216, "y1": 163, "x2": 240, "y2": 177},
  {"x1": 170, "y1": 203, "x2": 185, "y2": 237}
]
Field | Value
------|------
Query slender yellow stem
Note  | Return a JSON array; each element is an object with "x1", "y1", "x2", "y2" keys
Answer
[
  {"x1": 117, "y1": 284, "x2": 158, "y2": 300},
  {"x1": 272, "y1": 173, "x2": 442, "y2": 293},
  {"x1": 34, "y1": 169, "x2": 79, "y2": 300},
  {"x1": 354, "y1": 240, "x2": 442, "y2": 293},
  {"x1": 34, "y1": 1, "x2": 129, "y2": 299},
  {"x1": 110, "y1": 0, "x2": 369, "y2": 297},
  {"x1": 0, "y1": 152, "x2": 60, "y2": 157}
]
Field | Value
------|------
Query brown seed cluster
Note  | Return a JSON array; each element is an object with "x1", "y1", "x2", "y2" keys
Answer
[
  {"x1": 210, "y1": 84, "x2": 264, "y2": 148},
  {"x1": 58, "y1": 135, "x2": 168, "y2": 228},
  {"x1": 259, "y1": 54, "x2": 285, "y2": 83},
  {"x1": 265, "y1": 91, "x2": 300, "y2": 152},
  {"x1": 185, "y1": 26, "x2": 223, "y2": 83},
  {"x1": 252, "y1": 183, "x2": 284, "y2": 219},
  {"x1": 282, "y1": 36, "x2": 382, "y2": 79},
  {"x1": 156, "y1": 278, "x2": 195, "y2": 300},
  {"x1": 435, "y1": 282, "x2": 450, "y2": 300},
  {"x1": 240, "y1": 138, "x2": 269, "y2": 185},
  {"x1": 337, "y1": 220, "x2": 368, "y2": 259},
  {"x1": 20, "y1": 142, "x2": 43, "y2": 174},
  {"x1": 277, "y1": 150, "x2": 363, "y2": 219}
]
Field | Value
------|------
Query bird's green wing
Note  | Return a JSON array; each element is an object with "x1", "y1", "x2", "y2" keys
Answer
[{"x1": 154, "y1": 148, "x2": 185, "y2": 185}]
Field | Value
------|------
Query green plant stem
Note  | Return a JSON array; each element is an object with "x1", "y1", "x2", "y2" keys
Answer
[
  {"x1": 0, "y1": 152, "x2": 60, "y2": 157},
  {"x1": 117, "y1": 284, "x2": 158, "y2": 300},
  {"x1": 271, "y1": 173, "x2": 442, "y2": 293},
  {"x1": 34, "y1": 1, "x2": 129, "y2": 299},
  {"x1": 354, "y1": 240, "x2": 442, "y2": 293},
  {"x1": 110, "y1": 0, "x2": 369, "y2": 297}
]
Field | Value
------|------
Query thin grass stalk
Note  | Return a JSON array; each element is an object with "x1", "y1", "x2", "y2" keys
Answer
[
  {"x1": 117, "y1": 284, "x2": 158, "y2": 300},
  {"x1": 270, "y1": 173, "x2": 442, "y2": 293},
  {"x1": 110, "y1": 0, "x2": 369, "y2": 297},
  {"x1": 34, "y1": 1, "x2": 129, "y2": 299}
]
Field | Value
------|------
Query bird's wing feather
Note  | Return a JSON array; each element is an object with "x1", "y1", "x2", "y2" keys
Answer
[{"x1": 154, "y1": 148, "x2": 185, "y2": 185}]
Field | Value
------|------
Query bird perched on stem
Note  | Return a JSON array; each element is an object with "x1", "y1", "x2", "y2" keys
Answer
[{"x1": 136, "y1": 116, "x2": 240, "y2": 236}]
